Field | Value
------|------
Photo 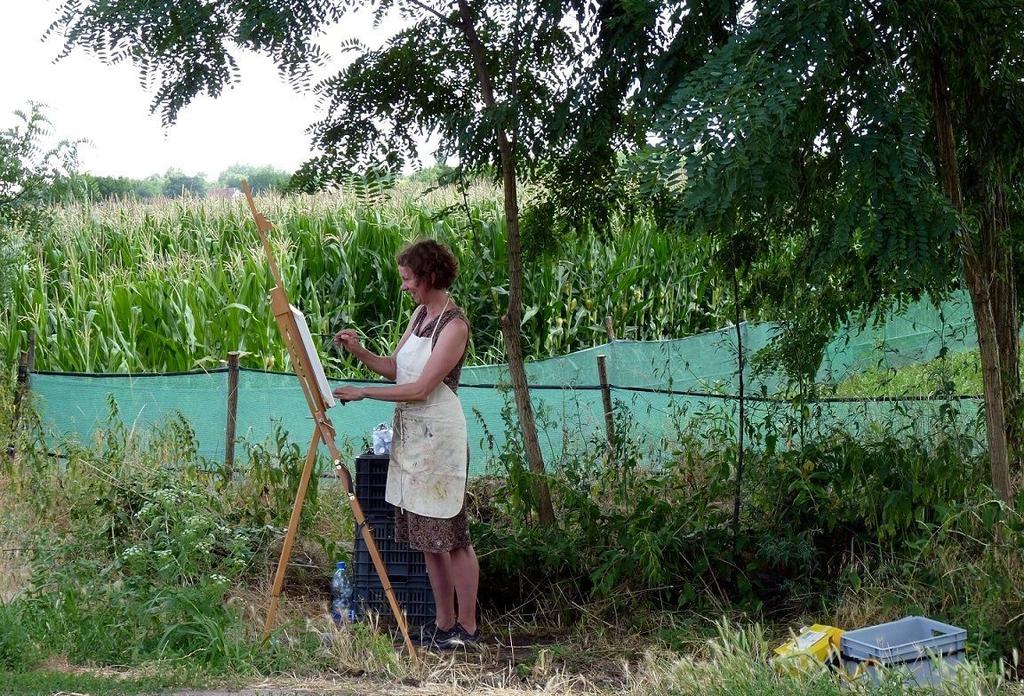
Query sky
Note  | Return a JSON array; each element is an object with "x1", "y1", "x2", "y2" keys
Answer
[{"x1": 0, "y1": 1, "x2": 410, "y2": 180}]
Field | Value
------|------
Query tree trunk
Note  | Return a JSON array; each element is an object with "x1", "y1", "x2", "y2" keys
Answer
[
  {"x1": 931, "y1": 51, "x2": 1015, "y2": 505},
  {"x1": 457, "y1": 0, "x2": 555, "y2": 524},
  {"x1": 983, "y1": 173, "x2": 1021, "y2": 476},
  {"x1": 964, "y1": 271, "x2": 1015, "y2": 504}
]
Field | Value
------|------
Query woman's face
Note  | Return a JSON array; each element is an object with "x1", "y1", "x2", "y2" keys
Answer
[{"x1": 399, "y1": 265, "x2": 430, "y2": 304}]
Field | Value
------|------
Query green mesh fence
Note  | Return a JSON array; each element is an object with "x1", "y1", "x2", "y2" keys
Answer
[{"x1": 25, "y1": 291, "x2": 983, "y2": 476}]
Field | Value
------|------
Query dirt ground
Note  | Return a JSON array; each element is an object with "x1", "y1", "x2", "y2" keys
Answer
[{"x1": 34, "y1": 626, "x2": 612, "y2": 696}]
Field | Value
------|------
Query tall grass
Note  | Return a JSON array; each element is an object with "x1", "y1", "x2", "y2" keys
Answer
[
  {"x1": 2, "y1": 182, "x2": 726, "y2": 374},
  {"x1": 627, "y1": 621, "x2": 1014, "y2": 695}
]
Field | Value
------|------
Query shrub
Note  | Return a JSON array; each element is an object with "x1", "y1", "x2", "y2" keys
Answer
[{"x1": 6, "y1": 408, "x2": 323, "y2": 671}]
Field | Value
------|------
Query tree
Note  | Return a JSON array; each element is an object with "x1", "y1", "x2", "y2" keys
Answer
[
  {"x1": 162, "y1": 169, "x2": 208, "y2": 198},
  {"x1": 218, "y1": 164, "x2": 291, "y2": 193},
  {"x1": 50, "y1": 0, "x2": 727, "y2": 524},
  {"x1": 403, "y1": 162, "x2": 457, "y2": 186},
  {"x1": 90, "y1": 175, "x2": 144, "y2": 200},
  {"x1": 643, "y1": 0, "x2": 1024, "y2": 503},
  {"x1": 134, "y1": 175, "x2": 165, "y2": 200},
  {"x1": 51, "y1": 173, "x2": 143, "y2": 201},
  {"x1": 0, "y1": 104, "x2": 79, "y2": 300}
]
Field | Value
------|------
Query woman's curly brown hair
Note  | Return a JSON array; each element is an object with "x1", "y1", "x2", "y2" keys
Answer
[{"x1": 396, "y1": 239, "x2": 459, "y2": 290}]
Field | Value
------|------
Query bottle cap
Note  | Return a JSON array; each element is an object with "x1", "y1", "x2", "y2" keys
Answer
[{"x1": 336, "y1": 560, "x2": 346, "y2": 570}]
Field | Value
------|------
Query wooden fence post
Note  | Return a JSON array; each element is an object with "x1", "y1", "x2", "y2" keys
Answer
[
  {"x1": 597, "y1": 354, "x2": 615, "y2": 458},
  {"x1": 11, "y1": 330, "x2": 36, "y2": 429},
  {"x1": 9, "y1": 331, "x2": 36, "y2": 458},
  {"x1": 604, "y1": 315, "x2": 615, "y2": 342},
  {"x1": 225, "y1": 351, "x2": 240, "y2": 478},
  {"x1": 731, "y1": 267, "x2": 746, "y2": 549}
]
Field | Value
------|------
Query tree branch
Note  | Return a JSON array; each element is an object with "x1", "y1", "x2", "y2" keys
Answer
[
  {"x1": 402, "y1": 0, "x2": 460, "y2": 30},
  {"x1": 0, "y1": 188, "x2": 33, "y2": 209},
  {"x1": 456, "y1": 0, "x2": 498, "y2": 111}
]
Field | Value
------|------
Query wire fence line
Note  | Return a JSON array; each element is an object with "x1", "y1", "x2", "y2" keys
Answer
[{"x1": 7, "y1": 289, "x2": 988, "y2": 473}]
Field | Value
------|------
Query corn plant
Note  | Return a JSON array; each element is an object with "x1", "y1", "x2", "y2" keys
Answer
[{"x1": 2, "y1": 183, "x2": 731, "y2": 374}]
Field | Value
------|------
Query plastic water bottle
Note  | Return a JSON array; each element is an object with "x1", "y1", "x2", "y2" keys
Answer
[{"x1": 330, "y1": 561, "x2": 355, "y2": 624}]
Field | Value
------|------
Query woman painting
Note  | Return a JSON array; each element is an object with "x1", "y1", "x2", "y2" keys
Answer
[{"x1": 332, "y1": 238, "x2": 480, "y2": 649}]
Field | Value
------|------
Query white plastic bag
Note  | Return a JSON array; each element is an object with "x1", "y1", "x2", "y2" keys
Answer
[{"x1": 372, "y1": 422, "x2": 393, "y2": 455}]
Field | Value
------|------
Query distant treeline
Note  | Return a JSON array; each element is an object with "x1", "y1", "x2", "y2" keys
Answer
[
  {"x1": 49, "y1": 163, "x2": 460, "y2": 202},
  {"x1": 50, "y1": 164, "x2": 293, "y2": 201}
]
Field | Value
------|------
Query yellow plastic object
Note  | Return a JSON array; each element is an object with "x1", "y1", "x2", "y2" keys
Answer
[{"x1": 772, "y1": 624, "x2": 844, "y2": 675}]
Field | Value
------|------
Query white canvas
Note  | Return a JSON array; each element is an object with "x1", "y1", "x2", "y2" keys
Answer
[{"x1": 289, "y1": 304, "x2": 337, "y2": 409}]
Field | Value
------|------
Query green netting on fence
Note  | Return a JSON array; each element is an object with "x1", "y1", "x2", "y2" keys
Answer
[
  {"x1": 25, "y1": 291, "x2": 983, "y2": 475},
  {"x1": 461, "y1": 291, "x2": 977, "y2": 392}
]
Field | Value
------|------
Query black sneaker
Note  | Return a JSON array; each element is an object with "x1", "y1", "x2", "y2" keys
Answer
[
  {"x1": 414, "y1": 622, "x2": 457, "y2": 649},
  {"x1": 441, "y1": 622, "x2": 481, "y2": 650}
]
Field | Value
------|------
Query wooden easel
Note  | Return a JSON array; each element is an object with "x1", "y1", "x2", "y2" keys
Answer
[{"x1": 241, "y1": 182, "x2": 417, "y2": 663}]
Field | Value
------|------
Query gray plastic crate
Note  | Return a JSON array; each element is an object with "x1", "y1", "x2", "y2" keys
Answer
[{"x1": 840, "y1": 616, "x2": 966, "y2": 686}]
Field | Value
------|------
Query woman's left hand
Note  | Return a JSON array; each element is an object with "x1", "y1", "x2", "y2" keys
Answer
[{"x1": 333, "y1": 385, "x2": 366, "y2": 403}]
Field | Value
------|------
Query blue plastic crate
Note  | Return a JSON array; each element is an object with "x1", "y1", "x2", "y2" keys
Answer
[
  {"x1": 353, "y1": 576, "x2": 435, "y2": 628},
  {"x1": 840, "y1": 616, "x2": 967, "y2": 686},
  {"x1": 353, "y1": 519, "x2": 428, "y2": 582},
  {"x1": 354, "y1": 452, "x2": 393, "y2": 521},
  {"x1": 351, "y1": 516, "x2": 434, "y2": 628}
]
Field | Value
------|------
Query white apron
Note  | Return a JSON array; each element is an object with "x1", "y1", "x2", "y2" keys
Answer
[{"x1": 385, "y1": 302, "x2": 468, "y2": 518}]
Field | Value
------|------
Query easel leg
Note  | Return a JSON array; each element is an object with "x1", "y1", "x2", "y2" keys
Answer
[
  {"x1": 262, "y1": 427, "x2": 322, "y2": 639},
  {"x1": 262, "y1": 424, "x2": 419, "y2": 664}
]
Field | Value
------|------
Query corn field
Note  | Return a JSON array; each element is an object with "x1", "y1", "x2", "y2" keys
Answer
[{"x1": 2, "y1": 182, "x2": 730, "y2": 375}]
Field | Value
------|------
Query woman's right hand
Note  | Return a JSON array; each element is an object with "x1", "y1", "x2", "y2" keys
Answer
[{"x1": 333, "y1": 329, "x2": 363, "y2": 355}]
